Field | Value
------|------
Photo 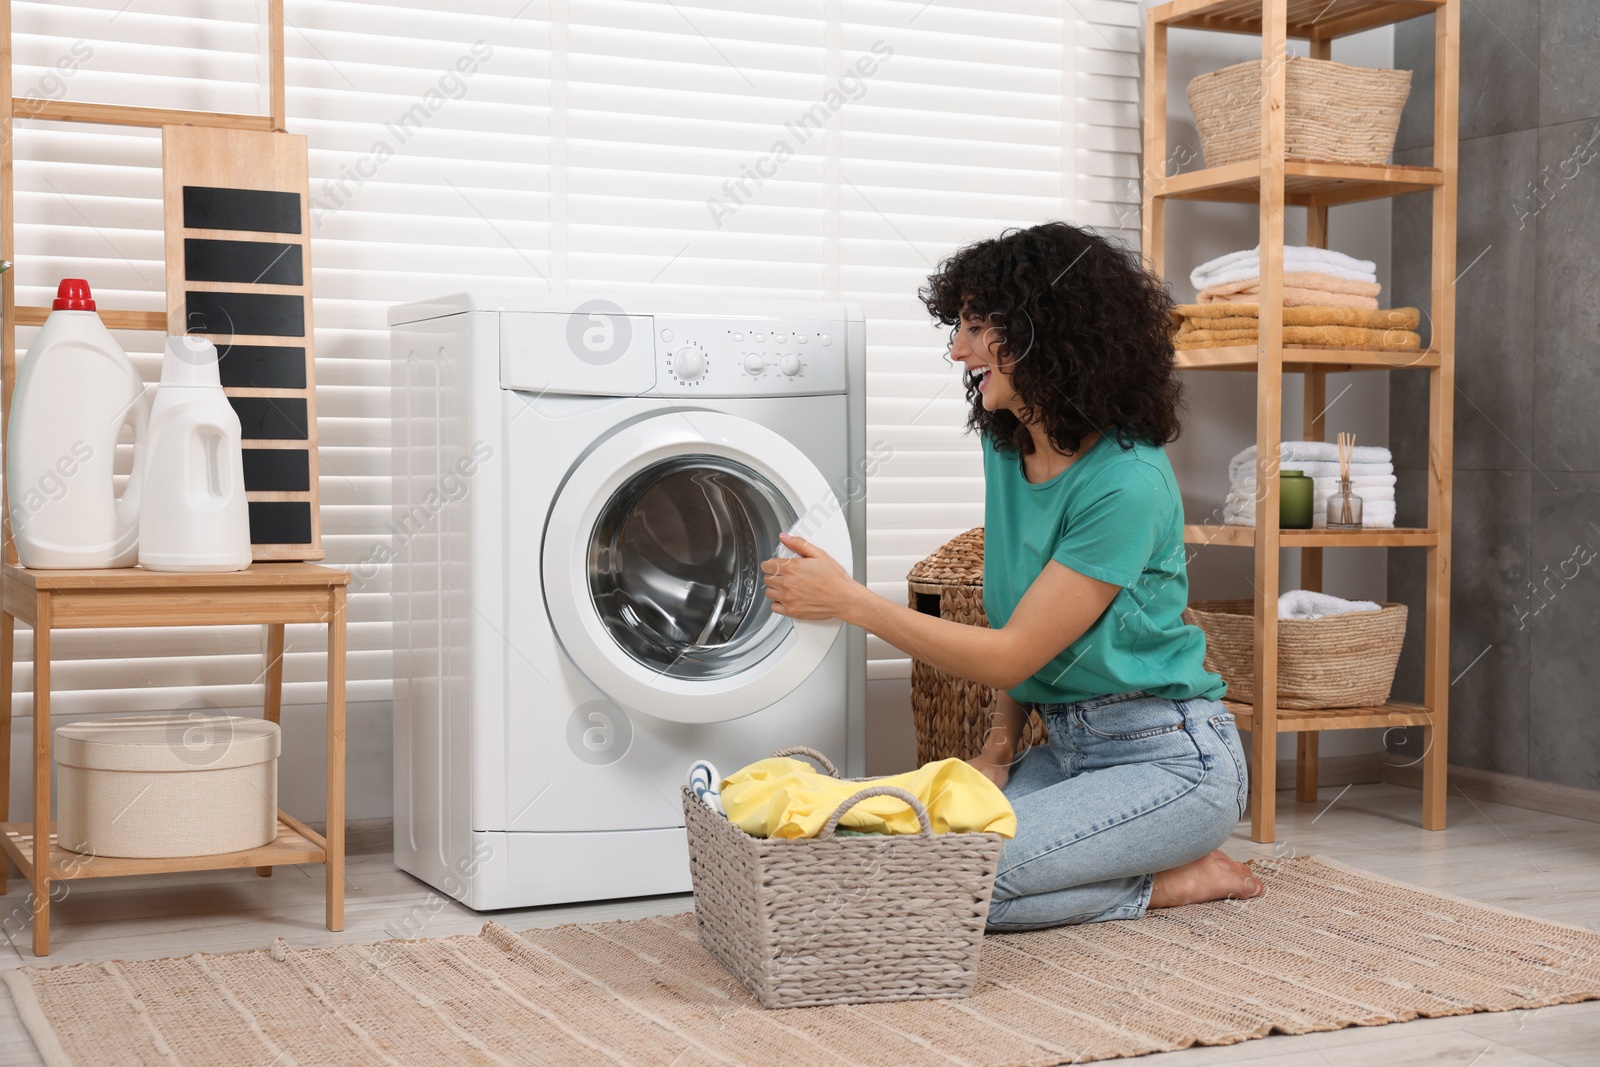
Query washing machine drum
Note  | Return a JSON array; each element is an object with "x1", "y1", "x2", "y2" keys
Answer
[{"x1": 543, "y1": 412, "x2": 852, "y2": 724}]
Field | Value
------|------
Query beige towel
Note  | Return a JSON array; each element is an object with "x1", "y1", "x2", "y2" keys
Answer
[
  {"x1": 1207, "y1": 286, "x2": 1380, "y2": 309},
  {"x1": 1174, "y1": 304, "x2": 1421, "y2": 330},
  {"x1": 1198, "y1": 271, "x2": 1383, "y2": 307},
  {"x1": 1174, "y1": 326, "x2": 1422, "y2": 350}
]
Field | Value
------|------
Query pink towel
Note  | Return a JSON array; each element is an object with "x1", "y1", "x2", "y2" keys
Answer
[{"x1": 1199, "y1": 271, "x2": 1382, "y2": 309}]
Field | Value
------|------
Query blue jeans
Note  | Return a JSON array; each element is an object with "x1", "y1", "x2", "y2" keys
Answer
[{"x1": 985, "y1": 691, "x2": 1249, "y2": 931}]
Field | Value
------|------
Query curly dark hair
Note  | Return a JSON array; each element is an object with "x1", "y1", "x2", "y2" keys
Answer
[{"x1": 918, "y1": 221, "x2": 1183, "y2": 456}]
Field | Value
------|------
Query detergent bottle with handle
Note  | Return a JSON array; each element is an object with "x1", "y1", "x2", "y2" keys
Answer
[
  {"x1": 137, "y1": 336, "x2": 252, "y2": 572},
  {"x1": 6, "y1": 279, "x2": 149, "y2": 568}
]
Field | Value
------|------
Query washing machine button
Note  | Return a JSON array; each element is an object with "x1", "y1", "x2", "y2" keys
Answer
[
  {"x1": 743, "y1": 353, "x2": 767, "y2": 375},
  {"x1": 796, "y1": 333, "x2": 809, "y2": 344},
  {"x1": 772, "y1": 331, "x2": 787, "y2": 343},
  {"x1": 731, "y1": 331, "x2": 745, "y2": 342},
  {"x1": 674, "y1": 348, "x2": 706, "y2": 380},
  {"x1": 817, "y1": 332, "x2": 832, "y2": 346},
  {"x1": 752, "y1": 331, "x2": 766, "y2": 343},
  {"x1": 660, "y1": 328, "x2": 674, "y2": 343}
]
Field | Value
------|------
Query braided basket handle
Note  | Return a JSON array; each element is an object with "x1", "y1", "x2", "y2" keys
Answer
[
  {"x1": 819, "y1": 785, "x2": 933, "y2": 840},
  {"x1": 770, "y1": 745, "x2": 839, "y2": 777}
]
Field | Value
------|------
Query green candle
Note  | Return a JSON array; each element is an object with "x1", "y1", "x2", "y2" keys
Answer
[{"x1": 1279, "y1": 469, "x2": 1314, "y2": 529}]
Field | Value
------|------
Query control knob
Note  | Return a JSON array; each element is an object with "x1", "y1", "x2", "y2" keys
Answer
[
  {"x1": 743, "y1": 353, "x2": 767, "y2": 375},
  {"x1": 779, "y1": 354, "x2": 803, "y2": 377},
  {"x1": 674, "y1": 347, "x2": 706, "y2": 380}
]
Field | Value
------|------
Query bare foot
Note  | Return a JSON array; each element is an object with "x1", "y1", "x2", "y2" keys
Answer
[{"x1": 1148, "y1": 850, "x2": 1263, "y2": 909}]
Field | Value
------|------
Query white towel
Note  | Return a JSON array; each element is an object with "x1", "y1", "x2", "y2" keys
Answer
[
  {"x1": 1234, "y1": 461, "x2": 1395, "y2": 483},
  {"x1": 1224, "y1": 486, "x2": 1395, "y2": 515},
  {"x1": 1232, "y1": 473, "x2": 1398, "y2": 494},
  {"x1": 1278, "y1": 590, "x2": 1382, "y2": 619},
  {"x1": 1223, "y1": 501, "x2": 1396, "y2": 529},
  {"x1": 1228, "y1": 443, "x2": 1393, "y2": 486},
  {"x1": 1191, "y1": 245, "x2": 1378, "y2": 290}
]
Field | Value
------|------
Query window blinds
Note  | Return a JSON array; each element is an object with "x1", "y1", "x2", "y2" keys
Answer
[{"x1": 4, "y1": 0, "x2": 1139, "y2": 716}]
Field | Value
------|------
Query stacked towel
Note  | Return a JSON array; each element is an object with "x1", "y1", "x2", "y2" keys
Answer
[
  {"x1": 1199, "y1": 272, "x2": 1383, "y2": 309},
  {"x1": 1191, "y1": 245, "x2": 1384, "y2": 310},
  {"x1": 1223, "y1": 442, "x2": 1397, "y2": 529},
  {"x1": 1170, "y1": 303, "x2": 1422, "y2": 352},
  {"x1": 1278, "y1": 590, "x2": 1382, "y2": 619},
  {"x1": 1228, "y1": 441, "x2": 1393, "y2": 484},
  {"x1": 1191, "y1": 246, "x2": 1378, "y2": 290}
]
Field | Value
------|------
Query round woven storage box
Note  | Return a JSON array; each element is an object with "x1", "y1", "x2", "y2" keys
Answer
[
  {"x1": 55, "y1": 715, "x2": 280, "y2": 858},
  {"x1": 1183, "y1": 599, "x2": 1408, "y2": 709},
  {"x1": 908, "y1": 528, "x2": 1047, "y2": 763},
  {"x1": 1187, "y1": 56, "x2": 1412, "y2": 167}
]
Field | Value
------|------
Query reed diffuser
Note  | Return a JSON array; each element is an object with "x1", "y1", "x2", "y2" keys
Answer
[{"x1": 1327, "y1": 431, "x2": 1364, "y2": 530}]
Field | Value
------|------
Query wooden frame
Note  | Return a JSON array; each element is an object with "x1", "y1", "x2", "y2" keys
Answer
[
  {"x1": 162, "y1": 124, "x2": 323, "y2": 561},
  {"x1": 0, "y1": 1, "x2": 349, "y2": 956},
  {"x1": 1145, "y1": 0, "x2": 1457, "y2": 841}
]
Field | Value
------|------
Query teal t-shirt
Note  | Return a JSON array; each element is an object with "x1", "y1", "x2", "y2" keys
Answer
[{"x1": 980, "y1": 431, "x2": 1224, "y2": 705}]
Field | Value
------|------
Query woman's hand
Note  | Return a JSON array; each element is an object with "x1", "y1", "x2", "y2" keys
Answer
[{"x1": 761, "y1": 533, "x2": 860, "y2": 622}]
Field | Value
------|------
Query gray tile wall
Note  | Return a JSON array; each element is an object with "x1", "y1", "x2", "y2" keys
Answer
[{"x1": 1389, "y1": 2, "x2": 1600, "y2": 791}]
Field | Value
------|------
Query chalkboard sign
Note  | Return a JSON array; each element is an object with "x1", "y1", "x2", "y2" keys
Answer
[{"x1": 163, "y1": 126, "x2": 322, "y2": 561}]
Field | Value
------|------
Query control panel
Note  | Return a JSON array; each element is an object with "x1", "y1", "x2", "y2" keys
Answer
[{"x1": 653, "y1": 316, "x2": 847, "y2": 397}]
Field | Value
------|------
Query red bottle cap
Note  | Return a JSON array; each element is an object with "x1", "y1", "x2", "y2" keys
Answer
[{"x1": 52, "y1": 279, "x2": 95, "y2": 311}]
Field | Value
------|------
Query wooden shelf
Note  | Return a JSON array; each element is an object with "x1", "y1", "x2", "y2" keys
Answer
[
  {"x1": 1227, "y1": 700, "x2": 1432, "y2": 732},
  {"x1": 1157, "y1": 160, "x2": 1444, "y2": 207},
  {"x1": 1185, "y1": 524, "x2": 1437, "y2": 547},
  {"x1": 1177, "y1": 345, "x2": 1441, "y2": 372},
  {"x1": 1144, "y1": 0, "x2": 1459, "y2": 842},
  {"x1": 0, "y1": 814, "x2": 326, "y2": 882},
  {"x1": 1153, "y1": 0, "x2": 1443, "y2": 38}
]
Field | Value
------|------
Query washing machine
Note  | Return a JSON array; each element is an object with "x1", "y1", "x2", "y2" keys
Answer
[{"x1": 387, "y1": 293, "x2": 867, "y2": 909}]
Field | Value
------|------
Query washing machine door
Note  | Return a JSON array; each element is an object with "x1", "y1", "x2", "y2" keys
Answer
[{"x1": 543, "y1": 411, "x2": 852, "y2": 724}]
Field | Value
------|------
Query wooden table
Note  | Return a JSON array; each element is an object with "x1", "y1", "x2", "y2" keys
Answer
[{"x1": 0, "y1": 562, "x2": 349, "y2": 956}]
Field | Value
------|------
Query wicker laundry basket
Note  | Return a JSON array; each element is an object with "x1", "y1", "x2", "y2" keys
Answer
[
  {"x1": 1183, "y1": 599, "x2": 1408, "y2": 709},
  {"x1": 1187, "y1": 56, "x2": 1412, "y2": 167},
  {"x1": 683, "y1": 746, "x2": 1002, "y2": 1009},
  {"x1": 908, "y1": 528, "x2": 1047, "y2": 763}
]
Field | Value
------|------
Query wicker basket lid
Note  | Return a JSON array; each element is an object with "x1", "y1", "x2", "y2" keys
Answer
[
  {"x1": 55, "y1": 715, "x2": 281, "y2": 773},
  {"x1": 907, "y1": 527, "x2": 984, "y2": 590}
]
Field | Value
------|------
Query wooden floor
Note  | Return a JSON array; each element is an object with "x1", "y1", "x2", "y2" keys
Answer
[{"x1": 0, "y1": 783, "x2": 1595, "y2": 1065}]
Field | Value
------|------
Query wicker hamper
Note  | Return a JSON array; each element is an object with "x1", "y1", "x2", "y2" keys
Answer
[
  {"x1": 683, "y1": 746, "x2": 1003, "y2": 1009},
  {"x1": 908, "y1": 528, "x2": 1046, "y2": 763},
  {"x1": 1187, "y1": 55, "x2": 1412, "y2": 168},
  {"x1": 1183, "y1": 599, "x2": 1408, "y2": 709}
]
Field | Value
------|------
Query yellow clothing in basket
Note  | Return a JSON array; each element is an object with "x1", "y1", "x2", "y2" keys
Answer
[{"x1": 720, "y1": 757, "x2": 1017, "y2": 840}]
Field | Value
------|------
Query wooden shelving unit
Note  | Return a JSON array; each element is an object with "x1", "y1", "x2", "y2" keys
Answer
[
  {"x1": 1143, "y1": 0, "x2": 1458, "y2": 842},
  {"x1": 0, "y1": 2, "x2": 349, "y2": 956}
]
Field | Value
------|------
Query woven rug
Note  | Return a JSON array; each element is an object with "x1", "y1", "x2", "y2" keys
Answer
[{"x1": 9, "y1": 856, "x2": 1600, "y2": 1066}]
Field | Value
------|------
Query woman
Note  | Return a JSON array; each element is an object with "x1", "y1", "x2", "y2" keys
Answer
[{"x1": 760, "y1": 221, "x2": 1262, "y2": 930}]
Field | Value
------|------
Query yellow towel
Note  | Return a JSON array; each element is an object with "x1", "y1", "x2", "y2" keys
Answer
[
  {"x1": 1173, "y1": 326, "x2": 1422, "y2": 350},
  {"x1": 1174, "y1": 304, "x2": 1421, "y2": 330},
  {"x1": 721, "y1": 757, "x2": 1017, "y2": 839}
]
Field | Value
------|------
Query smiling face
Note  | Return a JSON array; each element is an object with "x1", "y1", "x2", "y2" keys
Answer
[{"x1": 951, "y1": 309, "x2": 1019, "y2": 413}]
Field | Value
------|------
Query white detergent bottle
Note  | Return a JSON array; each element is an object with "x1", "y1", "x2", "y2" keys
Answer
[
  {"x1": 6, "y1": 279, "x2": 149, "y2": 568},
  {"x1": 137, "y1": 336, "x2": 252, "y2": 572}
]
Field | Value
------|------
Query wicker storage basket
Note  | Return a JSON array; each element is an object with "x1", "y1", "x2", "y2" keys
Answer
[
  {"x1": 1187, "y1": 56, "x2": 1412, "y2": 167},
  {"x1": 1183, "y1": 599, "x2": 1408, "y2": 709},
  {"x1": 56, "y1": 715, "x2": 279, "y2": 858},
  {"x1": 683, "y1": 746, "x2": 1003, "y2": 1009},
  {"x1": 908, "y1": 528, "x2": 1046, "y2": 763}
]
